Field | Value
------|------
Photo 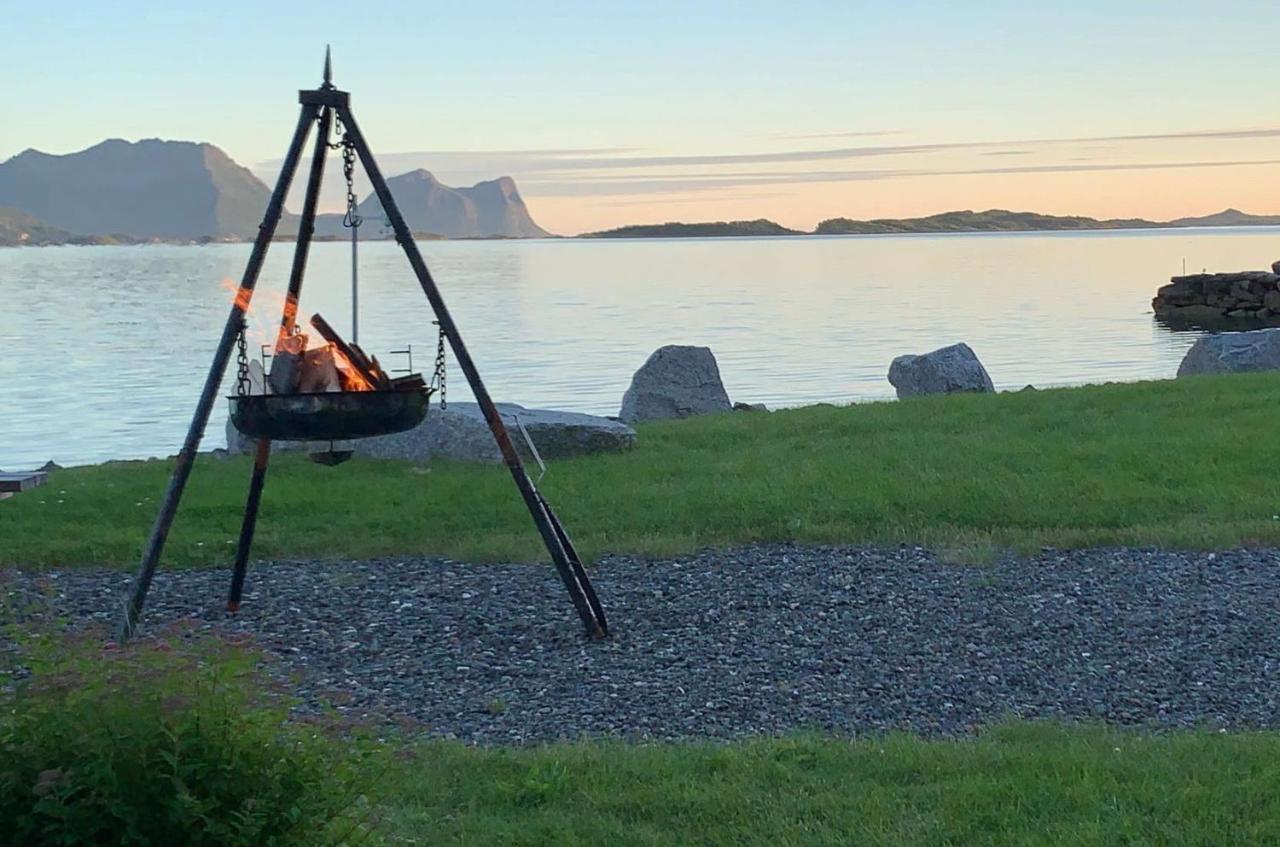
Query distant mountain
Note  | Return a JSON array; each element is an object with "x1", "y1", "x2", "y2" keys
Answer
[
  {"x1": 0, "y1": 141, "x2": 550, "y2": 243},
  {"x1": 581, "y1": 219, "x2": 802, "y2": 238},
  {"x1": 1167, "y1": 208, "x2": 1280, "y2": 227},
  {"x1": 0, "y1": 139, "x2": 277, "y2": 239},
  {"x1": 576, "y1": 209, "x2": 1280, "y2": 239},
  {"x1": 5, "y1": 136, "x2": 1276, "y2": 245},
  {"x1": 814, "y1": 208, "x2": 1280, "y2": 235},
  {"x1": 326, "y1": 170, "x2": 551, "y2": 239}
]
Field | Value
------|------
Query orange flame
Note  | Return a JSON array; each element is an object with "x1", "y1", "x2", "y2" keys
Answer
[
  {"x1": 329, "y1": 343, "x2": 378, "y2": 392},
  {"x1": 220, "y1": 278, "x2": 253, "y2": 313},
  {"x1": 220, "y1": 279, "x2": 304, "y2": 354},
  {"x1": 218, "y1": 279, "x2": 381, "y2": 392},
  {"x1": 274, "y1": 294, "x2": 301, "y2": 349}
]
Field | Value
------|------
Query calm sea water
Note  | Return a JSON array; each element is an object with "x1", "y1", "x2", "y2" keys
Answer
[{"x1": 2, "y1": 228, "x2": 1277, "y2": 469}]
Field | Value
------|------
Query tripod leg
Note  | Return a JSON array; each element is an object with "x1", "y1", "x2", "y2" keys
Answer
[
  {"x1": 227, "y1": 439, "x2": 270, "y2": 612},
  {"x1": 337, "y1": 104, "x2": 608, "y2": 639},
  {"x1": 115, "y1": 105, "x2": 319, "y2": 642},
  {"x1": 537, "y1": 492, "x2": 607, "y2": 634},
  {"x1": 225, "y1": 107, "x2": 333, "y2": 613}
]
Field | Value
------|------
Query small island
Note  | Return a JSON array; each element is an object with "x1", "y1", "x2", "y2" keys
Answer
[
  {"x1": 578, "y1": 208, "x2": 1280, "y2": 239},
  {"x1": 580, "y1": 219, "x2": 803, "y2": 238}
]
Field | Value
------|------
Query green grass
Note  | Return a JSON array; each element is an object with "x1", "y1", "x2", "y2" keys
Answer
[
  {"x1": 371, "y1": 723, "x2": 1280, "y2": 845},
  {"x1": 6, "y1": 372, "x2": 1280, "y2": 569}
]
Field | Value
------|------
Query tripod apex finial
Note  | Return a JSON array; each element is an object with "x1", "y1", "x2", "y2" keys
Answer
[{"x1": 323, "y1": 45, "x2": 333, "y2": 86}]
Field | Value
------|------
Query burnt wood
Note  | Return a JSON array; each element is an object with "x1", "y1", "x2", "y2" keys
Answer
[
  {"x1": 309, "y1": 313, "x2": 389, "y2": 389},
  {"x1": 389, "y1": 374, "x2": 427, "y2": 391}
]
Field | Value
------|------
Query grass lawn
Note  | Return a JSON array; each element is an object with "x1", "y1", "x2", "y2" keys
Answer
[
  {"x1": 372, "y1": 723, "x2": 1280, "y2": 845},
  {"x1": 9, "y1": 376, "x2": 1280, "y2": 845},
  {"x1": 5, "y1": 372, "x2": 1280, "y2": 569}
]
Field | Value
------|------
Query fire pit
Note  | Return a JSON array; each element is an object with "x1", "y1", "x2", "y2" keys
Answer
[
  {"x1": 229, "y1": 389, "x2": 429, "y2": 441},
  {"x1": 229, "y1": 312, "x2": 434, "y2": 442},
  {"x1": 118, "y1": 51, "x2": 608, "y2": 647}
]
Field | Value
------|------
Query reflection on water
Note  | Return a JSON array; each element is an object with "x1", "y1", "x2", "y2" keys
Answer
[{"x1": 1, "y1": 227, "x2": 1277, "y2": 468}]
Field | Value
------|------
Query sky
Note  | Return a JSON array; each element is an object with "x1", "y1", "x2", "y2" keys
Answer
[{"x1": 8, "y1": 0, "x2": 1280, "y2": 234}]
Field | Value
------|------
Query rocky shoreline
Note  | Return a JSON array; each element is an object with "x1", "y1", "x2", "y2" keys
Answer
[{"x1": 7, "y1": 544, "x2": 1280, "y2": 743}]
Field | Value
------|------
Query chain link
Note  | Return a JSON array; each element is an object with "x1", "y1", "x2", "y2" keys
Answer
[
  {"x1": 325, "y1": 113, "x2": 362, "y2": 230},
  {"x1": 341, "y1": 135, "x2": 361, "y2": 231},
  {"x1": 433, "y1": 322, "x2": 447, "y2": 408},
  {"x1": 327, "y1": 112, "x2": 343, "y2": 149},
  {"x1": 235, "y1": 320, "x2": 250, "y2": 396},
  {"x1": 327, "y1": 111, "x2": 444, "y2": 407}
]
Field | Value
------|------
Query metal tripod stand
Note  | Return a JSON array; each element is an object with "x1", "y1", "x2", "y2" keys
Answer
[{"x1": 117, "y1": 51, "x2": 608, "y2": 642}]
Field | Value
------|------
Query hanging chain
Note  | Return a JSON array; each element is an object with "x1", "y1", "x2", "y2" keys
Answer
[
  {"x1": 341, "y1": 134, "x2": 361, "y2": 231},
  {"x1": 327, "y1": 112, "x2": 443, "y2": 407},
  {"x1": 235, "y1": 319, "x2": 250, "y2": 396},
  {"x1": 432, "y1": 321, "x2": 447, "y2": 409},
  {"x1": 326, "y1": 112, "x2": 362, "y2": 230},
  {"x1": 327, "y1": 112, "x2": 343, "y2": 149}
]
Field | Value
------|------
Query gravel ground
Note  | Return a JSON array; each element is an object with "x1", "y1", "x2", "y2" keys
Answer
[{"x1": 5, "y1": 544, "x2": 1280, "y2": 742}]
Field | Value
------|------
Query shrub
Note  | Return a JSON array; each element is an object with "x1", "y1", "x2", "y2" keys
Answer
[{"x1": 0, "y1": 622, "x2": 376, "y2": 846}]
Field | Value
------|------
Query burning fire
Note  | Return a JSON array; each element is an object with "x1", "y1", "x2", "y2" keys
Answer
[
  {"x1": 221, "y1": 280, "x2": 302, "y2": 346},
  {"x1": 220, "y1": 279, "x2": 384, "y2": 393},
  {"x1": 332, "y1": 346, "x2": 378, "y2": 392}
]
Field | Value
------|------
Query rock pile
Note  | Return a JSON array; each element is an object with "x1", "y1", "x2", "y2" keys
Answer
[{"x1": 1153, "y1": 262, "x2": 1280, "y2": 325}]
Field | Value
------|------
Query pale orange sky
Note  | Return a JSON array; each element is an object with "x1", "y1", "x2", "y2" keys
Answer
[
  {"x1": 483, "y1": 129, "x2": 1280, "y2": 234},
  {"x1": 530, "y1": 158, "x2": 1280, "y2": 235},
  {"x1": 257, "y1": 129, "x2": 1280, "y2": 235}
]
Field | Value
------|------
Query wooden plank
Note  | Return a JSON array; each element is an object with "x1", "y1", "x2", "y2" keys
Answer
[
  {"x1": 309, "y1": 313, "x2": 391, "y2": 389},
  {"x1": 0, "y1": 471, "x2": 48, "y2": 493},
  {"x1": 389, "y1": 374, "x2": 426, "y2": 391}
]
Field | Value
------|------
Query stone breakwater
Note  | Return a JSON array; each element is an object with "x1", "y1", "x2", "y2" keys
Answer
[{"x1": 1153, "y1": 261, "x2": 1280, "y2": 325}]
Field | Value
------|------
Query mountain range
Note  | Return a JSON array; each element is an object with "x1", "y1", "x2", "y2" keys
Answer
[
  {"x1": 4, "y1": 138, "x2": 1279, "y2": 247},
  {"x1": 812, "y1": 208, "x2": 1280, "y2": 235},
  {"x1": 583, "y1": 209, "x2": 1280, "y2": 238},
  {"x1": 0, "y1": 139, "x2": 551, "y2": 245}
]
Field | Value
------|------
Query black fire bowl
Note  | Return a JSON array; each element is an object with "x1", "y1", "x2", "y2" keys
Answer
[{"x1": 228, "y1": 390, "x2": 430, "y2": 442}]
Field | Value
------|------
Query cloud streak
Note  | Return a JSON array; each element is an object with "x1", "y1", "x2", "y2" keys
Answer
[
  {"x1": 258, "y1": 126, "x2": 1280, "y2": 176},
  {"x1": 252, "y1": 125, "x2": 1280, "y2": 215},
  {"x1": 530, "y1": 127, "x2": 1280, "y2": 171},
  {"x1": 520, "y1": 158, "x2": 1280, "y2": 196}
]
